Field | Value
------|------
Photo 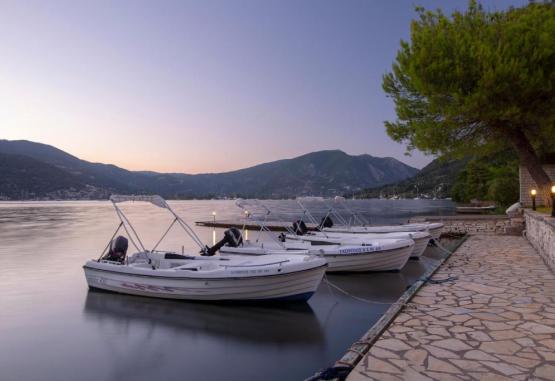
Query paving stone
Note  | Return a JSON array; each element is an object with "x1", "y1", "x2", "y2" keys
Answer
[
  {"x1": 456, "y1": 282, "x2": 506, "y2": 295},
  {"x1": 427, "y1": 327, "x2": 450, "y2": 337},
  {"x1": 480, "y1": 361, "x2": 522, "y2": 376},
  {"x1": 347, "y1": 236, "x2": 555, "y2": 381},
  {"x1": 375, "y1": 339, "x2": 411, "y2": 352},
  {"x1": 427, "y1": 356, "x2": 462, "y2": 374},
  {"x1": 488, "y1": 330, "x2": 526, "y2": 340},
  {"x1": 471, "y1": 373, "x2": 514, "y2": 381},
  {"x1": 533, "y1": 363, "x2": 555, "y2": 379},
  {"x1": 495, "y1": 354, "x2": 541, "y2": 368},
  {"x1": 479, "y1": 341, "x2": 522, "y2": 356},
  {"x1": 432, "y1": 338, "x2": 473, "y2": 351},
  {"x1": 517, "y1": 351, "x2": 540, "y2": 360},
  {"x1": 538, "y1": 339, "x2": 555, "y2": 351},
  {"x1": 464, "y1": 319, "x2": 483, "y2": 327},
  {"x1": 467, "y1": 331, "x2": 492, "y2": 342},
  {"x1": 403, "y1": 349, "x2": 428, "y2": 365},
  {"x1": 519, "y1": 322, "x2": 555, "y2": 334},
  {"x1": 449, "y1": 359, "x2": 488, "y2": 372},
  {"x1": 464, "y1": 349, "x2": 500, "y2": 362},
  {"x1": 450, "y1": 326, "x2": 474, "y2": 333},
  {"x1": 536, "y1": 350, "x2": 555, "y2": 361},
  {"x1": 426, "y1": 371, "x2": 465, "y2": 381},
  {"x1": 398, "y1": 367, "x2": 434, "y2": 381},
  {"x1": 366, "y1": 358, "x2": 402, "y2": 374},
  {"x1": 422, "y1": 344, "x2": 459, "y2": 359},
  {"x1": 482, "y1": 322, "x2": 514, "y2": 331},
  {"x1": 369, "y1": 347, "x2": 400, "y2": 359}
]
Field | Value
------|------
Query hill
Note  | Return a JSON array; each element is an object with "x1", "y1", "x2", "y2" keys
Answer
[
  {"x1": 354, "y1": 157, "x2": 468, "y2": 199},
  {"x1": 0, "y1": 140, "x2": 418, "y2": 199}
]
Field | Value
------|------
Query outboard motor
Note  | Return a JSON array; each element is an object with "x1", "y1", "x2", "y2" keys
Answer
[
  {"x1": 292, "y1": 220, "x2": 308, "y2": 236},
  {"x1": 104, "y1": 235, "x2": 128, "y2": 263},
  {"x1": 320, "y1": 216, "x2": 334, "y2": 229},
  {"x1": 203, "y1": 228, "x2": 243, "y2": 256}
]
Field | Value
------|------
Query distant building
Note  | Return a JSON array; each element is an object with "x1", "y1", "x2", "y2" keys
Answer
[{"x1": 519, "y1": 163, "x2": 555, "y2": 207}]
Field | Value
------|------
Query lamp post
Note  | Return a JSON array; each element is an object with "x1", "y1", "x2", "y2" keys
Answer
[
  {"x1": 531, "y1": 189, "x2": 537, "y2": 211},
  {"x1": 551, "y1": 186, "x2": 555, "y2": 218},
  {"x1": 212, "y1": 211, "x2": 216, "y2": 223},
  {"x1": 244, "y1": 210, "x2": 250, "y2": 240}
]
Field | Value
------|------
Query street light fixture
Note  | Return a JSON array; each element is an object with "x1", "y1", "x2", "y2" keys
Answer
[
  {"x1": 212, "y1": 211, "x2": 216, "y2": 223},
  {"x1": 531, "y1": 189, "x2": 537, "y2": 211},
  {"x1": 551, "y1": 185, "x2": 555, "y2": 218}
]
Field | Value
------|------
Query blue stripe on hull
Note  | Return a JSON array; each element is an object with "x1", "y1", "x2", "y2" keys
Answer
[{"x1": 252, "y1": 291, "x2": 315, "y2": 303}]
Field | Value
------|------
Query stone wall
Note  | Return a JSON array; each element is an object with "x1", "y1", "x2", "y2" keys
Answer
[
  {"x1": 519, "y1": 164, "x2": 555, "y2": 207},
  {"x1": 524, "y1": 210, "x2": 555, "y2": 272},
  {"x1": 411, "y1": 215, "x2": 525, "y2": 235}
]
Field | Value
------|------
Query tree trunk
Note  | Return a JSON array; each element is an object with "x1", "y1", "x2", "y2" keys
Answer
[{"x1": 506, "y1": 128, "x2": 553, "y2": 207}]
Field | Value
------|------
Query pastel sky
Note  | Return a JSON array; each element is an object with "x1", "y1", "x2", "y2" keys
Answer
[{"x1": 0, "y1": 0, "x2": 526, "y2": 173}]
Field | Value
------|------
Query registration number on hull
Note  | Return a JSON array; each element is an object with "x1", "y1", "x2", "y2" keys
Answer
[{"x1": 338, "y1": 247, "x2": 382, "y2": 255}]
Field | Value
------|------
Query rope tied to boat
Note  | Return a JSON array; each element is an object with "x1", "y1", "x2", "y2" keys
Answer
[
  {"x1": 323, "y1": 275, "x2": 404, "y2": 306},
  {"x1": 431, "y1": 237, "x2": 453, "y2": 255}
]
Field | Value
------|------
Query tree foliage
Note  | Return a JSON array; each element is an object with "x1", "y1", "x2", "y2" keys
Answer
[
  {"x1": 383, "y1": 0, "x2": 555, "y2": 204},
  {"x1": 451, "y1": 152, "x2": 519, "y2": 207}
]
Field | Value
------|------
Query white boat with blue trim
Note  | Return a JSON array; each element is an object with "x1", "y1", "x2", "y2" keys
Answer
[
  {"x1": 284, "y1": 230, "x2": 431, "y2": 259},
  {"x1": 219, "y1": 238, "x2": 414, "y2": 272}
]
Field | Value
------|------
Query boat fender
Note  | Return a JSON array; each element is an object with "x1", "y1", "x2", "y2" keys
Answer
[{"x1": 292, "y1": 220, "x2": 308, "y2": 235}]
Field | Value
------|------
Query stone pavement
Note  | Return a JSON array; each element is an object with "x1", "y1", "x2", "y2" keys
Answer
[{"x1": 347, "y1": 235, "x2": 555, "y2": 381}]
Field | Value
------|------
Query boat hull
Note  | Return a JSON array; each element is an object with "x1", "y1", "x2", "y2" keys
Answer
[
  {"x1": 322, "y1": 244, "x2": 413, "y2": 272},
  {"x1": 285, "y1": 232, "x2": 430, "y2": 259},
  {"x1": 410, "y1": 235, "x2": 429, "y2": 258},
  {"x1": 83, "y1": 262, "x2": 326, "y2": 302},
  {"x1": 221, "y1": 242, "x2": 414, "y2": 273},
  {"x1": 324, "y1": 223, "x2": 443, "y2": 240}
]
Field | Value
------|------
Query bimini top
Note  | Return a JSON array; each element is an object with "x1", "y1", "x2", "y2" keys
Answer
[{"x1": 109, "y1": 194, "x2": 168, "y2": 209}]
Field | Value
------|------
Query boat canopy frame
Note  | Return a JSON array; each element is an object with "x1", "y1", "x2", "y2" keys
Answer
[
  {"x1": 234, "y1": 199, "x2": 294, "y2": 249},
  {"x1": 98, "y1": 195, "x2": 208, "y2": 261}
]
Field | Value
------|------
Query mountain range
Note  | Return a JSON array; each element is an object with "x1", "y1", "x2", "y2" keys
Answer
[{"x1": 0, "y1": 140, "x2": 418, "y2": 200}]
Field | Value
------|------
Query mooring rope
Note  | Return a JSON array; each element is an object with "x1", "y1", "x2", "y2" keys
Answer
[
  {"x1": 431, "y1": 237, "x2": 453, "y2": 255},
  {"x1": 322, "y1": 275, "x2": 401, "y2": 306}
]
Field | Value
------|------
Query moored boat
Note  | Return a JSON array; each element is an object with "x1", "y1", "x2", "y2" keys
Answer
[
  {"x1": 219, "y1": 235, "x2": 414, "y2": 272},
  {"x1": 285, "y1": 230, "x2": 431, "y2": 259},
  {"x1": 323, "y1": 222, "x2": 443, "y2": 240},
  {"x1": 83, "y1": 195, "x2": 327, "y2": 302}
]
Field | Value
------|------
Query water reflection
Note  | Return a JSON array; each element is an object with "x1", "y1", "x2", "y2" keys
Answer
[{"x1": 84, "y1": 290, "x2": 325, "y2": 345}]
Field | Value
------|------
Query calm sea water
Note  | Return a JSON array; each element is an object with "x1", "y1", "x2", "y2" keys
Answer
[{"x1": 0, "y1": 199, "x2": 456, "y2": 381}]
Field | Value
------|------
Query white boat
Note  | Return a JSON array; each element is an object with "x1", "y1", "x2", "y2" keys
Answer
[
  {"x1": 324, "y1": 222, "x2": 444, "y2": 240},
  {"x1": 228, "y1": 199, "x2": 414, "y2": 271},
  {"x1": 291, "y1": 197, "x2": 443, "y2": 240},
  {"x1": 83, "y1": 195, "x2": 327, "y2": 302},
  {"x1": 219, "y1": 234, "x2": 414, "y2": 272},
  {"x1": 285, "y1": 230, "x2": 431, "y2": 259}
]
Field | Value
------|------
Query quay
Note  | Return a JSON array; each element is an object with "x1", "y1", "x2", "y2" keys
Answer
[{"x1": 337, "y1": 217, "x2": 555, "y2": 380}]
